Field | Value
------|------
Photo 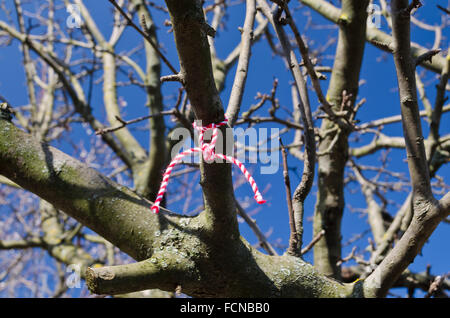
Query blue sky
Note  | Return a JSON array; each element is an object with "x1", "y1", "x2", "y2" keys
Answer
[{"x1": 0, "y1": 0, "x2": 448, "y2": 297}]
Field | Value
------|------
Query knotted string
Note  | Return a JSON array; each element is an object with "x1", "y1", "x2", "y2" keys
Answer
[{"x1": 151, "y1": 116, "x2": 266, "y2": 213}]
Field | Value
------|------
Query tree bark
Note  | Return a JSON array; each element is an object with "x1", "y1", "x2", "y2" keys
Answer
[{"x1": 313, "y1": 0, "x2": 369, "y2": 279}]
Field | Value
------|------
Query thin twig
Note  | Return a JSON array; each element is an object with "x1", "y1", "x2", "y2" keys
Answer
[
  {"x1": 280, "y1": 138, "x2": 298, "y2": 256},
  {"x1": 404, "y1": 0, "x2": 422, "y2": 15},
  {"x1": 95, "y1": 110, "x2": 175, "y2": 135},
  {"x1": 235, "y1": 200, "x2": 278, "y2": 256},
  {"x1": 301, "y1": 229, "x2": 325, "y2": 255},
  {"x1": 357, "y1": 104, "x2": 450, "y2": 131},
  {"x1": 424, "y1": 275, "x2": 445, "y2": 298},
  {"x1": 415, "y1": 49, "x2": 441, "y2": 66},
  {"x1": 336, "y1": 246, "x2": 357, "y2": 266},
  {"x1": 437, "y1": 5, "x2": 450, "y2": 15},
  {"x1": 225, "y1": 0, "x2": 256, "y2": 126},
  {"x1": 160, "y1": 74, "x2": 185, "y2": 84}
]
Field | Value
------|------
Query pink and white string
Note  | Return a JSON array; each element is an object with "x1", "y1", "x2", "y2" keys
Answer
[{"x1": 151, "y1": 117, "x2": 266, "y2": 214}]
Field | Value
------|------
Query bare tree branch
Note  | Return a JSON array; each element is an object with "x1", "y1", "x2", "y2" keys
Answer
[{"x1": 225, "y1": 0, "x2": 256, "y2": 127}]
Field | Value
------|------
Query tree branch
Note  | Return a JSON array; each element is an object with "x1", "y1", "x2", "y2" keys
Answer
[
  {"x1": 164, "y1": 0, "x2": 238, "y2": 238},
  {"x1": 363, "y1": 0, "x2": 449, "y2": 297},
  {"x1": 258, "y1": 0, "x2": 316, "y2": 256},
  {"x1": 225, "y1": 0, "x2": 256, "y2": 127},
  {"x1": 349, "y1": 160, "x2": 386, "y2": 245},
  {"x1": 391, "y1": 0, "x2": 432, "y2": 201},
  {"x1": 279, "y1": 138, "x2": 298, "y2": 256},
  {"x1": 312, "y1": 0, "x2": 369, "y2": 279}
]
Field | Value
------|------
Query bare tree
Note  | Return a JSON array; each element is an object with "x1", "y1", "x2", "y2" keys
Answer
[{"x1": 0, "y1": 0, "x2": 449, "y2": 298}]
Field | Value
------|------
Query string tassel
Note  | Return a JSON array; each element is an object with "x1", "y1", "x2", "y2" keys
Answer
[{"x1": 151, "y1": 117, "x2": 266, "y2": 213}]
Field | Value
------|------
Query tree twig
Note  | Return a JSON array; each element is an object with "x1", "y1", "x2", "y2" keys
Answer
[
  {"x1": 279, "y1": 138, "x2": 298, "y2": 256},
  {"x1": 95, "y1": 110, "x2": 175, "y2": 135},
  {"x1": 424, "y1": 275, "x2": 445, "y2": 298},
  {"x1": 301, "y1": 229, "x2": 325, "y2": 255},
  {"x1": 235, "y1": 200, "x2": 278, "y2": 256},
  {"x1": 404, "y1": 0, "x2": 422, "y2": 15},
  {"x1": 415, "y1": 49, "x2": 441, "y2": 66},
  {"x1": 437, "y1": 5, "x2": 450, "y2": 15}
]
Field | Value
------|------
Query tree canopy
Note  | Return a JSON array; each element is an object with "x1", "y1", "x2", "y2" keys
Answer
[{"x1": 0, "y1": 0, "x2": 449, "y2": 298}]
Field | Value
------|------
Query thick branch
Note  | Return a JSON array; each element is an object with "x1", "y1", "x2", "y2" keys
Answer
[
  {"x1": 312, "y1": 0, "x2": 369, "y2": 279},
  {"x1": 363, "y1": 0, "x2": 449, "y2": 297},
  {"x1": 86, "y1": 257, "x2": 192, "y2": 295},
  {"x1": 390, "y1": 0, "x2": 432, "y2": 201},
  {"x1": 164, "y1": 0, "x2": 238, "y2": 238},
  {"x1": 0, "y1": 90, "x2": 369, "y2": 298},
  {"x1": 0, "y1": 118, "x2": 164, "y2": 261},
  {"x1": 130, "y1": 0, "x2": 168, "y2": 201},
  {"x1": 364, "y1": 192, "x2": 449, "y2": 297}
]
